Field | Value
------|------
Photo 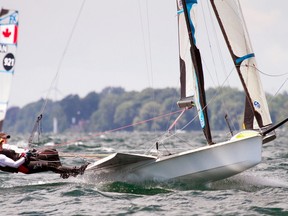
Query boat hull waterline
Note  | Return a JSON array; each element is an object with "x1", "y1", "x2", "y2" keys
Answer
[{"x1": 86, "y1": 131, "x2": 262, "y2": 184}]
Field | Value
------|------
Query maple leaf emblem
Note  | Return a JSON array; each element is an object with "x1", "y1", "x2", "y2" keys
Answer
[{"x1": 2, "y1": 28, "x2": 11, "y2": 38}]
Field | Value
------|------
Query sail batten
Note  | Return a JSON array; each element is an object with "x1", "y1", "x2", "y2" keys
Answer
[
  {"x1": 235, "y1": 53, "x2": 255, "y2": 65},
  {"x1": 0, "y1": 8, "x2": 18, "y2": 131}
]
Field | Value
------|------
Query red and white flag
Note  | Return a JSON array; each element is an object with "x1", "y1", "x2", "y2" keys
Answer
[{"x1": 0, "y1": 24, "x2": 18, "y2": 44}]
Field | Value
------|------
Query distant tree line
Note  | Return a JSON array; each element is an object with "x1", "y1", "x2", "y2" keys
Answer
[{"x1": 4, "y1": 86, "x2": 288, "y2": 134}]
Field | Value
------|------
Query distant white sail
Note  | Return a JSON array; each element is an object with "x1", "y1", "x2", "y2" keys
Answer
[
  {"x1": 210, "y1": 0, "x2": 272, "y2": 130},
  {"x1": 0, "y1": 8, "x2": 18, "y2": 130}
]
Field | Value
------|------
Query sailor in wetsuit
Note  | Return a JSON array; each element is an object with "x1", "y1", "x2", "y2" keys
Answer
[
  {"x1": 0, "y1": 132, "x2": 89, "y2": 179},
  {"x1": 0, "y1": 134, "x2": 30, "y2": 172}
]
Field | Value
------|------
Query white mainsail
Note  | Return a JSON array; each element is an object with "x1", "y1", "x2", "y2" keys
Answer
[
  {"x1": 0, "y1": 8, "x2": 18, "y2": 130},
  {"x1": 176, "y1": 0, "x2": 213, "y2": 144},
  {"x1": 176, "y1": 0, "x2": 195, "y2": 105},
  {"x1": 210, "y1": 0, "x2": 272, "y2": 131}
]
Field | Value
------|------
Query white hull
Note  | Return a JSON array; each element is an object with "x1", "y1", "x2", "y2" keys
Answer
[{"x1": 86, "y1": 131, "x2": 262, "y2": 184}]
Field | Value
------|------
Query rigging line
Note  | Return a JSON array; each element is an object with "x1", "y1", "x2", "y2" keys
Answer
[
  {"x1": 59, "y1": 152, "x2": 108, "y2": 159},
  {"x1": 267, "y1": 77, "x2": 288, "y2": 107},
  {"x1": 274, "y1": 78, "x2": 288, "y2": 95},
  {"x1": 142, "y1": 132, "x2": 168, "y2": 154},
  {"x1": 241, "y1": 64, "x2": 288, "y2": 107},
  {"x1": 138, "y1": 0, "x2": 160, "y2": 129},
  {"x1": 201, "y1": 1, "x2": 238, "y2": 133},
  {"x1": 142, "y1": 123, "x2": 189, "y2": 155},
  {"x1": 38, "y1": 109, "x2": 184, "y2": 150},
  {"x1": 237, "y1": 0, "x2": 254, "y2": 53},
  {"x1": 154, "y1": 130, "x2": 183, "y2": 147},
  {"x1": 28, "y1": 0, "x2": 87, "y2": 144},
  {"x1": 246, "y1": 65, "x2": 288, "y2": 77},
  {"x1": 47, "y1": 0, "x2": 87, "y2": 98},
  {"x1": 144, "y1": 0, "x2": 158, "y2": 127},
  {"x1": 168, "y1": 107, "x2": 187, "y2": 132},
  {"x1": 173, "y1": 132, "x2": 199, "y2": 148},
  {"x1": 144, "y1": 131, "x2": 176, "y2": 156},
  {"x1": 137, "y1": 0, "x2": 153, "y2": 89},
  {"x1": 206, "y1": 66, "x2": 239, "y2": 133},
  {"x1": 200, "y1": 0, "x2": 220, "y2": 86},
  {"x1": 164, "y1": 88, "x2": 182, "y2": 131},
  {"x1": 180, "y1": 66, "x2": 237, "y2": 133},
  {"x1": 179, "y1": 112, "x2": 198, "y2": 131},
  {"x1": 137, "y1": 0, "x2": 155, "y2": 123},
  {"x1": 206, "y1": 0, "x2": 231, "y2": 88},
  {"x1": 145, "y1": 0, "x2": 153, "y2": 89}
]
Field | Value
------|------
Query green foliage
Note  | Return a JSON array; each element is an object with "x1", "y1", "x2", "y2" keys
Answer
[
  {"x1": 3, "y1": 87, "x2": 288, "y2": 134},
  {"x1": 206, "y1": 87, "x2": 245, "y2": 131},
  {"x1": 133, "y1": 101, "x2": 162, "y2": 131},
  {"x1": 114, "y1": 101, "x2": 139, "y2": 131}
]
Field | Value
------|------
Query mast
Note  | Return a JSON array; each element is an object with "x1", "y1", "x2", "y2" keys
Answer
[
  {"x1": 210, "y1": 0, "x2": 274, "y2": 136},
  {"x1": 177, "y1": 0, "x2": 213, "y2": 144}
]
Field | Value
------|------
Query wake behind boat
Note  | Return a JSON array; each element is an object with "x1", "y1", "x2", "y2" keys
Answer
[{"x1": 85, "y1": 0, "x2": 287, "y2": 184}]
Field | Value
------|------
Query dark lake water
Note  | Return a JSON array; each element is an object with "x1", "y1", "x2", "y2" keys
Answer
[{"x1": 1, "y1": 131, "x2": 288, "y2": 215}]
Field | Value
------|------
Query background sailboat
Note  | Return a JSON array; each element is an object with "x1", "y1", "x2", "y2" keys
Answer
[{"x1": 0, "y1": 8, "x2": 18, "y2": 131}]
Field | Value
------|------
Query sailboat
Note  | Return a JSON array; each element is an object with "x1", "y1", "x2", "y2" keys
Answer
[
  {"x1": 0, "y1": 8, "x2": 18, "y2": 131},
  {"x1": 86, "y1": 0, "x2": 287, "y2": 184}
]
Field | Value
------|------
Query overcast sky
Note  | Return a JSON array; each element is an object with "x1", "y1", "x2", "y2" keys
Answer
[{"x1": 1, "y1": 0, "x2": 288, "y2": 107}]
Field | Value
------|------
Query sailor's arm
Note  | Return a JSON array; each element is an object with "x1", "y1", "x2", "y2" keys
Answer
[{"x1": 0, "y1": 154, "x2": 26, "y2": 168}]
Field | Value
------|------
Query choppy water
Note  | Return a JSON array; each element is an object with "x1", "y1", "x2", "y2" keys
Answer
[{"x1": 1, "y1": 131, "x2": 288, "y2": 215}]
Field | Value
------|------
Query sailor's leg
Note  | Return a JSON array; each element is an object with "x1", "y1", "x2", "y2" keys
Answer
[
  {"x1": 21, "y1": 161, "x2": 50, "y2": 174},
  {"x1": 54, "y1": 163, "x2": 90, "y2": 179}
]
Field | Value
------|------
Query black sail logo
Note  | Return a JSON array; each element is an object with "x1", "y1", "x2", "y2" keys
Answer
[{"x1": 2, "y1": 53, "x2": 15, "y2": 71}]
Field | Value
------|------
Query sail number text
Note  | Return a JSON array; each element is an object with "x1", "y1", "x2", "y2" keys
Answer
[{"x1": 2, "y1": 53, "x2": 15, "y2": 71}]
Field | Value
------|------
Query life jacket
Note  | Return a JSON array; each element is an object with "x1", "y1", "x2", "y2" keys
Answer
[{"x1": 0, "y1": 149, "x2": 19, "y2": 161}]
